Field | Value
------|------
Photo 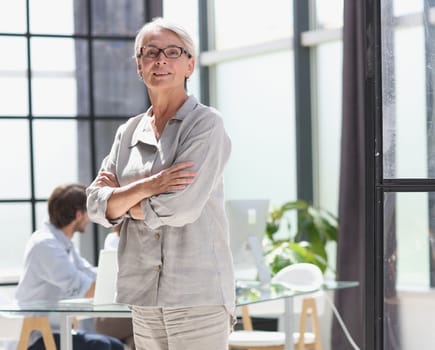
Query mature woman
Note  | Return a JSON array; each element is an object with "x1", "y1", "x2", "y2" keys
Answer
[{"x1": 86, "y1": 18, "x2": 235, "y2": 350}]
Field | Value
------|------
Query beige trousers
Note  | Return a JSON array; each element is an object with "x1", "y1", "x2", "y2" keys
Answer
[{"x1": 131, "y1": 305, "x2": 231, "y2": 350}]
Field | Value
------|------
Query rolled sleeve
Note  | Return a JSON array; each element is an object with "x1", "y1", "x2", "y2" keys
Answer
[
  {"x1": 86, "y1": 184, "x2": 118, "y2": 227},
  {"x1": 67, "y1": 272, "x2": 94, "y2": 297},
  {"x1": 86, "y1": 122, "x2": 127, "y2": 227}
]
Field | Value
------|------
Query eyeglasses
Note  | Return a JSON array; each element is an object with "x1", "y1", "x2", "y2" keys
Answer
[{"x1": 138, "y1": 45, "x2": 192, "y2": 59}]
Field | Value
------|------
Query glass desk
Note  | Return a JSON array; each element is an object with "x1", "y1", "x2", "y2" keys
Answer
[{"x1": 0, "y1": 281, "x2": 358, "y2": 350}]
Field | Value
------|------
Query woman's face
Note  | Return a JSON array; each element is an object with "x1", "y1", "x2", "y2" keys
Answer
[{"x1": 136, "y1": 29, "x2": 194, "y2": 92}]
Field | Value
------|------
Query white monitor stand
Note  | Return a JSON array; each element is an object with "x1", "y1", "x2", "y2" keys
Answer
[{"x1": 247, "y1": 235, "x2": 272, "y2": 285}]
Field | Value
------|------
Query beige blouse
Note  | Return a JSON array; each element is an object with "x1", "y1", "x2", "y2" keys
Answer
[{"x1": 86, "y1": 95, "x2": 235, "y2": 312}]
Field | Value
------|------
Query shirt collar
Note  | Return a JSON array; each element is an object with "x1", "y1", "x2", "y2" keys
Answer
[
  {"x1": 44, "y1": 222, "x2": 73, "y2": 252},
  {"x1": 130, "y1": 95, "x2": 199, "y2": 147}
]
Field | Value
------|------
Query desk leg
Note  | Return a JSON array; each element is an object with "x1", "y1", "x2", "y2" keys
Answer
[
  {"x1": 283, "y1": 298, "x2": 294, "y2": 350},
  {"x1": 59, "y1": 314, "x2": 73, "y2": 350}
]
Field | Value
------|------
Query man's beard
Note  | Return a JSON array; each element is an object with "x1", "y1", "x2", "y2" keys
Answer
[{"x1": 74, "y1": 217, "x2": 87, "y2": 233}]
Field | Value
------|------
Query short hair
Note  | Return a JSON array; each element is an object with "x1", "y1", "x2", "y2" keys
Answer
[
  {"x1": 48, "y1": 183, "x2": 87, "y2": 228},
  {"x1": 134, "y1": 17, "x2": 196, "y2": 59}
]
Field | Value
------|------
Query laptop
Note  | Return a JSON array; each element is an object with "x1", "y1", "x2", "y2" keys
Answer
[
  {"x1": 59, "y1": 249, "x2": 118, "y2": 305},
  {"x1": 225, "y1": 199, "x2": 272, "y2": 285}
]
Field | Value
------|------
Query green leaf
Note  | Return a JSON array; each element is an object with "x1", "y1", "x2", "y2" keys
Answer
[{"x1": 263, "y1": 199, "x2": 339, "y2": 276}]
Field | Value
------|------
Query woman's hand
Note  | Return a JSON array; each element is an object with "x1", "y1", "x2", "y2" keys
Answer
[
  {"x1": 94, "y1": 171, "x2": 120, "y2": 188},
  {"x1": 105, "y1": 161, "x2": 197, "y2": 220},
  {"x1": 142, "y1": 161, "x2": 197, "y2": 197},
  {"x1": 129, "y1": 202, "x2": 144, "y2": 220},
  {"x1": 129, "y1": 162, "x2": 197, "y2": 220}
]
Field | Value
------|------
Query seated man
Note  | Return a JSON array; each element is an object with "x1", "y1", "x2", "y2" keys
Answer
[{"x1": 15, "y1": 183, "x2": 124, "y2": 350}]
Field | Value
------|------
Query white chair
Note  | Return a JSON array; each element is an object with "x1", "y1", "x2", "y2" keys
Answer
[{"x1": 229, "y1": 263, "x2": 324, "y2": 350}]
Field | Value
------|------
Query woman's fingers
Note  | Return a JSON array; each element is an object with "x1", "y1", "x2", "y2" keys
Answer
[
  {"x1": 172, "y1": 170, "x2": 198, "y2": 179},
  {"x1": 168, "y1": 161, "x2": 195, "y2": 173},
  {"x1": 96, "y1": 171, "x2": 119, "y2": 187}
]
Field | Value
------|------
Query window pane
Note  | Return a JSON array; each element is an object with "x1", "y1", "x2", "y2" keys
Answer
[
  {"x1": 316, "y1": 41, "x2": 343, "y2": 216},
  {"x1": 33, "y1": 120, "x2": 79, "y2": 198},
  {"x1": 384, "y1": 192, "x2": 432, "y2": 349},
  {"x1": 0, "y1": 203, "x2": 31, "y2": 276},
  {"x1": 214, "y1": 0, "x2": 293, "y2": 50},
  {"x1": 0, "y1": 78, "x2": 29, "y2": 116},
  {"x1": 163, "y1": 0, "x2": 200, "y2": 99},
  {"x1": 93, "y1": 40, "x2": 147, "y2": 116},
  {"x1": 0, "y1": 37, "x2": 29, "y2": 116},
  {"x1": 94, "y1": 120, "x2": 126, "y2": 166},
  {"x1": 31, "y1": 38, "x2": 76, "y2": 72},
  {"x1": 91, "y1": 0, "x2": 145, "y2": 36},
  {"x1": 395, "y1": 27, "x2": 427, "y2": 178},
  {"x1": 31, "y1": 38, "x2": 78, "y2": 116},
  {"x1": 216, "y1": 51, "x2": 296, "y2": 205},
  {"x1": 389, "y1": 192, "x2": 430, "y2": 287},
  {"x1": 315, "y1": 0, "x2": 343, "y2": 29},
  {"x1": 0, "y1": 0, "x2": 26, "y2": 33},
  {"x1": 382, "y1": 25, "x2": 428, "y2": 178},
  {"x1": 0, "y1": 120, "x2": 30, "y2": 198},
  {"x1": 74, "y1": 40, "x2": 90, "y2": 115},
  {"x1": 32, "y1": 78, "x2": 77, "y2": 116},
  {"x1": 76, "y1": 119, "x2": 127, "y2": 182},
  {"x1": 163, "y1": 0, "x2": 199, "y2": 52},
  {"x1": 393, "y1": 1, "x2": 423, "y2": 16},
  {"x1": 77, "y1": 120, "x2": 92, "y2": 184},
  {"x1": 35, "y1": 201, "x2": 48, "y2": 228},
  {"x1": 29, "y1": 0, "x2": 74, "y2": 34},
  {"x1": 0, "y1": 37, "x2": 27, "y2": 70}
]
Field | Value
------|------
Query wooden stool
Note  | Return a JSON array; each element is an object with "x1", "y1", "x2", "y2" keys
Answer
[{"x1": 17, "y1": 317, "x2": 56, "y2": 350}]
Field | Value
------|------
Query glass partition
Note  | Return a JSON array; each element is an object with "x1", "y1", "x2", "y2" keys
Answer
[
  {"x1": 383, "y1": 192, "x2": 434, "y2": 349},
  {"x1": 382, "y1": 1, "x2": 435, "y2": 179},
  {"x1": 381, "y1": 0, "x2": 435, "y2": 348}
]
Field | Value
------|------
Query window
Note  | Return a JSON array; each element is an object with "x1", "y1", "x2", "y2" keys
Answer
[{"x1": 0, "y1": 0, "x2": 150, "y2": 275}]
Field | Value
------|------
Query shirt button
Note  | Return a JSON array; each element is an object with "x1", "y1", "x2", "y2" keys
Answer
[
  {"x1": 156, "y1": 265, "x2": 161, "y2": 272},
  {"x1": 154, "y1": 233, "x2": 160, "y2": 240}
]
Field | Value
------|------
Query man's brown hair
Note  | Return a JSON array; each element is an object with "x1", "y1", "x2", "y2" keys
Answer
[{"x1": 48, "y1": 183, "x2": 87, "y2": 228}]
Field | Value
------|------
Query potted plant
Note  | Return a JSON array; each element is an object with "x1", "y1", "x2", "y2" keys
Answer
[{"x1": 263, "y1": 200, "x2": 338, "y2": 275}]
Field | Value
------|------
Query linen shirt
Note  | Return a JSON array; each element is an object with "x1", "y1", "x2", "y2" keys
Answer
[
  {"x1": 15, "y1": 222, "x2": 96, "y2": 340},
  {"x1": 86, "y1": 95, "x2": 235, "y2": 312}
]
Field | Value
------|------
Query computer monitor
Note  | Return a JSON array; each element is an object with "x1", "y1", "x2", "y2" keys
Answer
[
  {"x1": 59, "y1": 249, "x2": 118, "y2": 305},
  {"x1": 225, "y1": 199, "x2": 271, "y2": 284},
  {"x1": 93, "y1": 249, "x2": 118, "y2": 304}
]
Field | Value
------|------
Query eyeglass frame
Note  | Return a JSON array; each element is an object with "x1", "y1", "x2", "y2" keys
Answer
[{"x1": 137, "y1": 45, "x2": 192, "y2": 60}]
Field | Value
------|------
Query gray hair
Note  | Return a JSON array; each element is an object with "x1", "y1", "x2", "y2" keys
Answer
[{"x1": 134, "y1": 17, "x2": 196, "y2": 59}]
